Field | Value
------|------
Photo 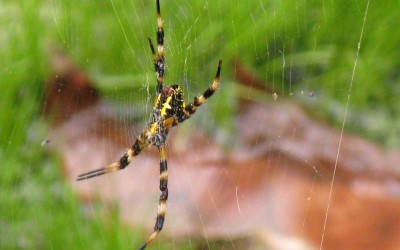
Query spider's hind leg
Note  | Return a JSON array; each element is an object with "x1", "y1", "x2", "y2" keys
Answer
[
  {"x1": 148, "y1": 0, "x2": 165, "y2": 94},
  {"x1": 183, "y1": 60, "x2": 222, "y2": 119}
]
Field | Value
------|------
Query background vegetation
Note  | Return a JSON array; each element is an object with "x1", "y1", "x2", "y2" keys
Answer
[{"x1": 1, "y1": 0, "x2": 398, "y2": 249}]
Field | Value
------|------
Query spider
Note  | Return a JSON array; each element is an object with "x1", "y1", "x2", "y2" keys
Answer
[{"x1": 76, "y1": 0, "x2": 222, "y2": 249}]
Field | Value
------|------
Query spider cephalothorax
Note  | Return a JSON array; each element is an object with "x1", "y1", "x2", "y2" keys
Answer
[{"x1": 76, "y1": 0, "x2": 221, "y2": 249}]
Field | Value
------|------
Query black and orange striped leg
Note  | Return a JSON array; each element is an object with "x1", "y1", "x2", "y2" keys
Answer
[
  {"x1": 148, "y1": 0, "x2": 165, "y2": 94},
  {"x1": 76, "y1": 132, "x2": 149, "y2": 181},
  {"x1": 183, "y1": 59, "x2": 222, "y2": 120},
  {"x1": 138, "y1": 145, "x2": 168, "y2": 250}
]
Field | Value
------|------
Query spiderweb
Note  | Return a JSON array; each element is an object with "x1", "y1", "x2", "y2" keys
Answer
[{"x1": 3, "y1": 0, "x2": 400, "y2": 249}]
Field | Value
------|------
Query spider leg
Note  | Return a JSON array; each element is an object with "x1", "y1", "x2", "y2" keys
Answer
[
  {"x1": 148, "y1": 0, "x2": 165, "y2": 94},
  {"x1": 182, "y1": 60, "x2": 222, "y2": 120},
  {"x1": 76, "y1": 132, "x2": 148, "y2": 181},
  {"x1": 138, "y1": 144, "x2": 168, "y2": 250}
]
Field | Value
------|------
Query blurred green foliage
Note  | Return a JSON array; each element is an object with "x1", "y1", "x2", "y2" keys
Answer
[{"x1": 1, "y1": 0, "x2": 399, "y2": 249}]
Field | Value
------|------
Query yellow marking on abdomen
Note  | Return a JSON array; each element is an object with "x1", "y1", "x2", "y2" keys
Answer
[
  {"x1": 160, "y1": 96, "x2": 172, "y2": 116},
  {"x1": 164, "y1": 117, "x2": 175, "y2": 127},
  {"x1": 154, "y1": 94, "x2": 161, "y2": 107},
  {"x1": 150, "y1": 123, "x2": 158, "y2": 134}
]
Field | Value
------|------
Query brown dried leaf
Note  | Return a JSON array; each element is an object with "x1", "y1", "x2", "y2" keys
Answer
[{"x1": 45, "y1": 58, "x2": 400, "y2": 250}]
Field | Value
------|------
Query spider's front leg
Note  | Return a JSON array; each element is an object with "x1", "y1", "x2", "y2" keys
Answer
[
  {"x1": 138, "y1": 134, "x2": 169, "y2": 250},
  {"x1": 181, "y1": 60, "x2": 222, "y2": 122},
  {"x1": 76, "y1": 130, "x2": 149, "y2": 180}
]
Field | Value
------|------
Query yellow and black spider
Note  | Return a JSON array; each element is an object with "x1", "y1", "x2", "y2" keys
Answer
[{"x1": 76, "y1": 0, "x2": 222, "y2": 249}]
